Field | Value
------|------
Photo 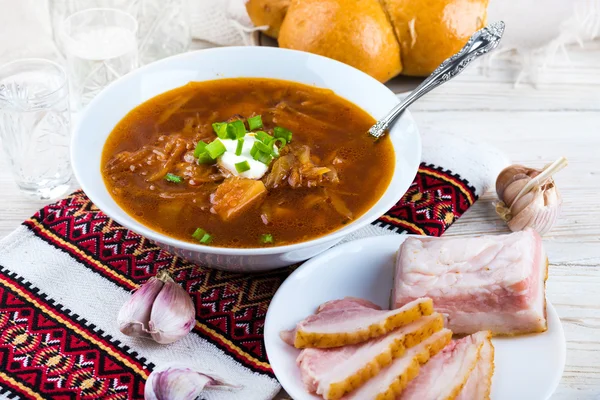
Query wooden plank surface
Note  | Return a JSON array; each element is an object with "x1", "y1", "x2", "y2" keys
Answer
[{"x1": 1, "y1": 6, "x2": 599, "y2": 398}]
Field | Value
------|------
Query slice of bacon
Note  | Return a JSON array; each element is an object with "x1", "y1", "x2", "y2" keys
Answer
[
  {"x1": 456, "y1": 332, "x2": 495, "y2": 400},
  {"x1": 342, "y1": 328, "x2": 452, "y2": 399},
  {"x1": 280, "y1": 297, "x2": 433, "y2": 349},
  {"x1": 296, "y1": 313, "x2": 444, "y2": 400},
  {"x1": 399, "y1": 331, "x2": 492, "y2": 400}
]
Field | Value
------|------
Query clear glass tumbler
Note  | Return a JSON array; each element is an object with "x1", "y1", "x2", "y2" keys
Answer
[
  {"x1": 0, "y1": 59, "x2": 72, "y2": 200},
  {"x1": 136, "y1": 0, "x2": 191, "y2": 65},
  {"x1": 49, "y1": 0, "x2": 191, "y2": 66},
  {"x1": 49, "y1": 0, "x2": 137, "y2": 57},
  {"x1": 62, "y1": 8, "x2": 138, "y2": 112}
]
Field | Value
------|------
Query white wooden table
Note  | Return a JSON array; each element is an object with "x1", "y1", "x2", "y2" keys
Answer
[{"x1": 1, "y1": 4, "x2": 599, "y2": 398}]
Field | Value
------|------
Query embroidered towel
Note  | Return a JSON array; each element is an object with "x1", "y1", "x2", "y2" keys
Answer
[{"x1": 0, "y1": 132, "x2": 507, "y2": 400}]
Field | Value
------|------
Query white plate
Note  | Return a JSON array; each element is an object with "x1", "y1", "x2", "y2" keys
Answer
[{"x1": 265, "y1": 235, "x2": 566, "y2": 400}]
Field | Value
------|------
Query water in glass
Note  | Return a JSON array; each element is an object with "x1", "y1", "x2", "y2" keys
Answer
[{"x1": 0, "y1": 59, "x2": 72, "y2": 200}]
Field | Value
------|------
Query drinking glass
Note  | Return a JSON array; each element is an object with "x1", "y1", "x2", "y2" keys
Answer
[
  {"x1": 49, "y1": 0, "x2": 137, "y2": 57},
  {"x1": 0, "y1": 59, "x2": 72, "y2": 200},
  {"x1": 49, "y1": 0, "x2": 191, "y2": 66},
  {"x1": 62, "y1": 8, "x2": 138, "y2": 112},
  {"x1": 136, "y1": 0, "x2": 191, "y2": 65}
]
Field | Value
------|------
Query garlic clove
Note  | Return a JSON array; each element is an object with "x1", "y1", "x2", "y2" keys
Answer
[
  {"x1": 501, "y1": 178, "x2": 529, "y2": 208},
  {"x1": 495, "y1": 165, "x2": 537, "y2": 200},
  {"x1": 145, "y1": 363, "x2": 239, "y2": 400},
  {"x1": 148, "y1": 277, "x2": 196, "y2": 345},
  {"x1": 508, "y1": 196, "x2": 561, "y2": 235},
  {"x1": 118, "y1": 276, "x2": 164, "y2": 339},
  {"x1": 510, "y1": 186, "x2": 542, "y2": 217}
]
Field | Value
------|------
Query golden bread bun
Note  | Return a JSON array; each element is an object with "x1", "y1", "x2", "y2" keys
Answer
[
  {"x1": 278, "y1": 0, "x2": 402, "y2": 83},
  {"x1": 246, "y1": 0, "x2": 290, "y2": 38},
  {"x1": 382, "y1": 0, "x2": 489, "y2": 76}
]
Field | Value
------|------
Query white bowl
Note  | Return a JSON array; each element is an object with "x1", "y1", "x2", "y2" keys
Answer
[{"x1": 71, "y1": 46, "x2": 421, "y2": 271}]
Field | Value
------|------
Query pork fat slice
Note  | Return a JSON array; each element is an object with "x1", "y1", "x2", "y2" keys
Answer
[
  {"x1": 393, "y1": 229, "x2": 548, "y2": 335},
  {"x1": 456, "y1": 333, "x2": 495, "y2": 400},
  {"x1": 281, "y1": 297, "x2": 433, "y2": 348},
  {"x1": 342, "y1": 329, "x2": 452, "y2": 400},
  {"x1": 399, "y1": 331, "x2": 491, "y2": 400},
  {"x1": 297, "y1": 313, "x2": 444, "y2": 400}
]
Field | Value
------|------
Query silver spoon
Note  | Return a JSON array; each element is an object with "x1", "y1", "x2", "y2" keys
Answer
[{"x1": 368, "y1": 21, "x2": 505, "y2": 139}]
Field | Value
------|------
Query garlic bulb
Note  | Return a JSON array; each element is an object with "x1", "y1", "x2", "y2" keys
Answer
[
  {"x1": 495, "y1": 157, "x2": 568, "y2": 235},
  {"x1": 118, "y1": 270, "x2": 195, "y2": 344},
  {"x1": 145, "y1": 363, "x2": 239, "y2": 400}
]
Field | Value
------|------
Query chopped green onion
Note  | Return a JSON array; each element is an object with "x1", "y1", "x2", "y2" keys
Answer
[
  {"x1": 197, "y1": 152, "x2": 214, "y2": 164},
  {"x1": 273, "y1": 137, "x2": 287, "y2": 148},
  {"x1": 235, "y1": 160, "x2": 251, "y2": 173},
  {"x1": 248, "y1": 115, "x2": 263, "y2": 130},
  {"x1": 255, "y1": 130, "x2": 273, "y2": 144},
  {"x1": 274, "y1": 126, "x2": 292, "y2": 142},
  {"x1": 195, "y1": 141, "x2": 214, "y2": 164},
  {"x1": 192, "y1": 228, "x2": 213, "y2": 244},
  {"x1": 212, "y1": 122, "x2": 228, "y2": 139},
  {"x1": 194, "y1": 141, "x2": 207, "y2": 158},
  {"x1": 192, "y1": 228, "x2": 206, "y2": 240},
  {"x1": 255, "y1": 140, "x2": 272, "y2": 153},
  {"x1": 272, "y1": 145, "x2": 279, "y2": 157},
  {"x1": 250, "y1": 142, "x2": 274, "y2": 165},
  {"x1": 255, "y1": 151, "x2": 273, "y2": 165},
  {"x1": 227, "y1": 120, "x2": 246, "y2": 139},
  {"x1": 250, "y1": 143, "x2": 260, "y2": 158},
  {"x1": 205, "y1": 139, "x2": 226, "y2": 159},
  {"x1": 261, "y1": 234, "x2": 274, "y2": 244},
  {"x1": 164, "y1": 173, "x2": 183, "y2": 183},
  {"x1": 235, "y1": 138, "x2": 244, "y2": 156}
]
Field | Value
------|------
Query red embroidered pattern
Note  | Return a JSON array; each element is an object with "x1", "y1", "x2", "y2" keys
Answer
[
  {"x1": 377, "y1": 164, "x2": 477, "y2": 236},
  {"x1": 0, "y1": 269, "x2": 149, "y2": 399}
]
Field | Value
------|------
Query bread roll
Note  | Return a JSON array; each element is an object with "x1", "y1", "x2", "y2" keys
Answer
[
  {"x1": 278, "y1": 0, "x2": 402, "y2": 83},
  {"x1": 382, "y1": 0, "x2": 489, "y2": 76},
  {"x1": 246, "y1": 0, "x2": 290, "y2": 38}
]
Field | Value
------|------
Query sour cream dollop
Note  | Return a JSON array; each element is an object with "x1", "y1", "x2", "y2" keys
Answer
[{"x1": 217, "y1": 133, "x2": 269, "y2": 179}]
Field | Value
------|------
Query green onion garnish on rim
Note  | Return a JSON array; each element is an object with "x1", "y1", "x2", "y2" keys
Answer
[
  {"x1": 205, "y1": 139, "x2": 226, "y2": 159},
  {"x1": 164, "y1": 173, "x2": 183, "y2": 183},
  {"x1": 248, "y1": 115, "x2": 263, "y2": 130},
  {"x1": 261, "y1": 234, "x2": 274, "y2": 244},
  {"x1": 235, "y1": 160, "x2": 251, "y2": 173},
  {"x1": 274, "y1": 126, "x2": 292, "y2": 142},
  {"x1": 192, "y1": 228, "x2": 212, "y2": 244},
  {"x1": 212, "y1": 122, "x2": 228, "y2": 139}
]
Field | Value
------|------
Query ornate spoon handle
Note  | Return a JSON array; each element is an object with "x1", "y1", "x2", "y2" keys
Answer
[{"x1": 369, "y1": 21, "x2": 505, "y2": 139}]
